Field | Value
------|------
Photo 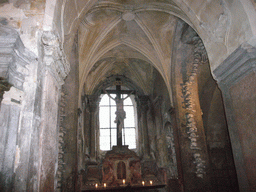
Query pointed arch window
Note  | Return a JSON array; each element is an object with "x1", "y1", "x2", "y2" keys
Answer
[{"x1": 99, "y1": 94, "x2": 136, "y2": 151}]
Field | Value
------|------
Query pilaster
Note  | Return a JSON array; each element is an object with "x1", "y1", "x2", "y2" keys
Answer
[{"x1": 213, "y1": 43, "x2": 256, "y2": 192}]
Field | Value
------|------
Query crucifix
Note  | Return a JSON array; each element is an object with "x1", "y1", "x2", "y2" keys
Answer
[{"x1": 105, "y1": 78, "x2": 134, "y2": 147}]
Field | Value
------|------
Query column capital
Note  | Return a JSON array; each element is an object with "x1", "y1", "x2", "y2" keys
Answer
[
  {"x1": 213, "y1": 43, "x2": 256, "y2": 88},
  {"x1": 137, "y1": 95, "x2": 149, "y2": 110},
  {"x1": 41, "y1": 31, "x2": 70, "y2": 87},
  {"x1": 86, "y1": 95, "x2": 101, "y2": 112}
]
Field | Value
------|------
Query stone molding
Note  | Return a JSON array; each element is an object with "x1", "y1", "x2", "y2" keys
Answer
[
  {"x1": 0, "y1": 25, "x2": 32, "y2": 90},
  {"x1": 41, "y1": 31, "x2": 70, "y2": 87},
  {"x1": 213, "y1": 43, "x2": 256, "y2": 87}
]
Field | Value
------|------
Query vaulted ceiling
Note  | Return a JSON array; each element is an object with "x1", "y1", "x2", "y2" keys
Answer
[
  {"x1": 52, "y1": 0, "x2": 255, "y2": 99},
  {"x1": 78, "y1": 0, "x2": 188, "y2": 96}
]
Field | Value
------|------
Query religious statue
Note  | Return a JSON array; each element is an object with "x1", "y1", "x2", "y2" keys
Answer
[{"x1": 105, "y1": 90, "x2": 133, "y2": 142}]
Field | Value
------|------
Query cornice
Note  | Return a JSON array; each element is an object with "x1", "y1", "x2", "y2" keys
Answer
[{"x1": 0, "y1": 25, "x2": 34, "y2": 90}]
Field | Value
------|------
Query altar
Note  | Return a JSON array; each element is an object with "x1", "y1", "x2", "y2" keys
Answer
[
  {"x1": 79, "y1": 145, "x2": 167, "y2": 191},
  {"x1": 79, "y1": 79, "x2": 167, "y2": 191},
  {"x1": 102, "y1": 145, "x2": 141, "y2": 186}
]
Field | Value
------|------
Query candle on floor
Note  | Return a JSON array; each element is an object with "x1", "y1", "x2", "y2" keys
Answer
[
  {"x1": 150, "y1": 180, "x2": 153, "y2": 185},
  {"x1": 104, "y1": 183, "x2": 106, "y2": 188},
  {"x1": 142, "y1": 181, "x2": 145, "y2": 186},
  {"x1": 123, "y1": 179, "x2": 125, "y2": 185}
]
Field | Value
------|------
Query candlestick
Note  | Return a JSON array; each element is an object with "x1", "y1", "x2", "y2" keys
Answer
[
  {"x1": 123, "y1": 179, "x2": 125, "y2": 185},
  {"x1": 104, "y1": 183, "x2": 106, "y2": 188},
  {"x1": 95, "y1": 183, "x2": 98, "y2": 188},
  {"x1": 142, "y1": 181, "x2": 145, "y2": 186},
  {"x1": 150, "y1": 180, "x2": 153, "y2": 185}
]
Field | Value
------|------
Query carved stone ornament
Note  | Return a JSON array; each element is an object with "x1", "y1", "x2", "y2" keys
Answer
[
  {"x1": 41, "y1": 31, "x2": 70, "y2": 86},
  {"x1": 0, "y1": 25, "x2": 32, "y2": 90}
]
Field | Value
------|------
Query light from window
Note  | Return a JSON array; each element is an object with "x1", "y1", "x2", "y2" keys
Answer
[{"x1": 99, "y1": 94, "x2": 136, "y2": 150}]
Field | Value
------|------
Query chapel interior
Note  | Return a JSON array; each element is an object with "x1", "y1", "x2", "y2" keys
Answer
[{"x1": 0, "y1": 0, "x2": 256, "y2": 192}]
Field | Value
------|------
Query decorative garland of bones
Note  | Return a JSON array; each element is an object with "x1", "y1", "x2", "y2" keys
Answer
[{"x1": 181, "y1": 36, "x2": 208, "y2": 178}]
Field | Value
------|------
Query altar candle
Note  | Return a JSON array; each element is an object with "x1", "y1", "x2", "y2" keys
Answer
[
  {"x1": 150, "y1": 180, "x2": 153, "y2": 185},
  {"x1": 95, "y1": 183, "x2": 98, "y2": 188},
  {"x1": 123, "y1": 179, "x2": 125, "y2": 185},
  {"x1": 104, "y1": 183, "x2": 106, "y2": 188},
  {"x1": 142, "y1": 181, "x2": 145, "y2": 186}
]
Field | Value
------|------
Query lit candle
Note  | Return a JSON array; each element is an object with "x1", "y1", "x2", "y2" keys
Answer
[
  {"x1": 150, "y1": 180, "x2": 153, "y2": 185},
  {"x1": 142, "y1": 181, "x2": 145, "y2": 186},
  {"x1": 95, "y1": 183, "x2": 98, "y2": 188},
  {"x1": 123, "y1": 179, "x2": 125, "y2": 185},
  {"x1": 104, "y1": 183, "x2": 106, "y2": 188}
]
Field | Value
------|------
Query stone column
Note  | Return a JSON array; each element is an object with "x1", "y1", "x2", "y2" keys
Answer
[
  {"x1": 87, "y1": 95, "x2": 100, "y2": 161},
  {"x1": 83, "y1": 97, "x2": 91, "y2": 155},
  {"x1": 137, "y1": 95, "x2": 150, "y2": 159},
  {"x1": 153, "y1": 96, "x2": 165, "y2": 165},
  {"x1": 37, "y1": 31, "x2": 70, "y2": 191},
  {"x1": 213, "y1": 43, "x2": 256, "y2": 192}
]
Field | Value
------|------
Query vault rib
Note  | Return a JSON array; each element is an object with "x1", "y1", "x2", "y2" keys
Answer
[
  {"x1": 134, "y1": 16, "x2": 165, "y2": 75},
  {"x1": 79, "y1": 16, "x2": 122, "y2": 82}
]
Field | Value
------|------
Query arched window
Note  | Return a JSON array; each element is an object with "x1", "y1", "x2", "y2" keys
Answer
[{"x1": 99, "y1": 94, "x2": 136, "y2": 151}]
